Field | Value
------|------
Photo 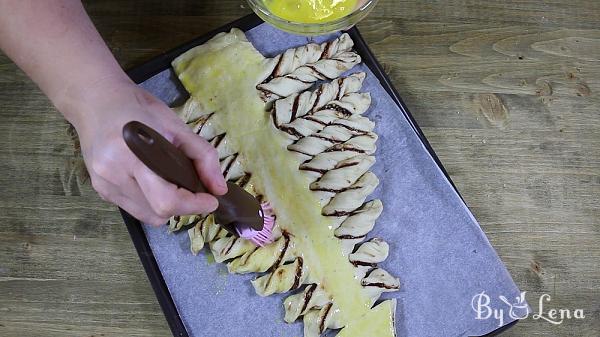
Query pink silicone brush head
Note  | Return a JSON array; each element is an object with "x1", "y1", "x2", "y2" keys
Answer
[{"x1": 236, "y1": 202, "x2": 276, "y2": 247}]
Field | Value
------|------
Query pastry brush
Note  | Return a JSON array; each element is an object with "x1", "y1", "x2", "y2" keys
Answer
[{"x1": 122, "y1": 121, "x2": 275, "y2": 246}]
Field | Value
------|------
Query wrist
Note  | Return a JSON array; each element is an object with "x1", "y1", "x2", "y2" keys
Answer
[{"x1": 56, "y1": 73, "x2": 134, "y2": 131}]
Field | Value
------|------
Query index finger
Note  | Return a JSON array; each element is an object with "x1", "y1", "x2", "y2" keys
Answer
[{"x1": 133, "y1": 162, "x2": 220, "y2": 217}]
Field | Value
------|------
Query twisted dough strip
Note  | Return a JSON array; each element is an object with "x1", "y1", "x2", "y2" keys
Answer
[
  {"x1": 299, "y1": 144, "x2": 373, "y2": 186},
  {"x1": 168, "y1": 214, "x2": 202, "y2": 232},
  {"x1": 350, "y1": 238, "x2": 389, "y2": 266},
  {"x1": 187, "y1": 214, "x2": 228, "y2": 254},
  {"x1": 288, "y1": 132, "x2": 377, "y2": 160},
  {"x1": 295, "y1": 105, "x2": 372, "y2": 129},
  {"x1": 310, "y1": 155, "x2": 375, "y2": 192},
  {"x1": 323, "y1": 172, "x2": 379, "y2": 216},
  {"x1": 335, "y1": 199, "x2": 383, "y2": 239},
  {"x1": 300, "y1": 151, "x2": 357, "y2": 175},
  {"x1": 262, "y1": 33, "x2": 354, "y2": 82},
  {"x1": 285, "y1": 115, "x2": 374, "y2": 150},
  {"x1": 282, "y1": 112, "x2": 374, "y2": 143},
  {"x1": 258, "y1": 51, "x2": 361, "y2": 102},
  {"x1": 301, "y1": 150, "x2": 376, "y2": 207},
  {"x1": 304, "y1": 155, "x2": 374, "y2": 205},
  {"x1": 184, "y1": 112, "x2": 222, "y2": 140},
  {"x1": 173, "y1": 97, "x2": 225, "y2": 142},
  {"x1": 283, "y1": 283, "x2": 331, "y2": 323},
  {"x1": 219, "y1": 153, "x2": 245, "y2": 181},
  {"x1": 210, "y1": 235, "x2": 256, "y2": 263},
  {"x1": 350, "y1": 237, "x2": 389, "y2": 280},
  {"x1": 271, "y1": 72, "x2": 366, "y2": 127},
  {"x1": 173, "y1": 96, "x2": 210, "y2": 122},
  {"x1": 252, "y1": 257, "x2": 309, "y2": 296},
  {"x1": 209, "y1": 133, "x2": 235, "y2": 160},
  {"x1": 300, "y1": 154, "x2": 373, "y2": 207},
  {"x1": 303, "y1": 303, "x2": 344, "y2": 337},
  {"x1": 333, "y1": 199, "x2": 383, "y2": 255},
  {"x1": 362, "y1": 268, "x2": 401, "y2": 303},
  {"x1": 227, "y1": 232, "x2": 295, "y2": 274},
  {"x1": 329, "y1": 134, "x2": 378, "y2": 156}
]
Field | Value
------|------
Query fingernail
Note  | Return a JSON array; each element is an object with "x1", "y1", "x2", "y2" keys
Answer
[
  {"x1": 218, "y1": 180, "x2": 228, "y2": 192},
  {"x1": 211, "y1": 198, "x2": 220, "y2": 211}
]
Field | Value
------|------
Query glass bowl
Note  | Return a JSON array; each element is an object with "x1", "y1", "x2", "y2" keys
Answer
[{"x1": 246, "y1": 0, "x2": 379, "y2": 36}]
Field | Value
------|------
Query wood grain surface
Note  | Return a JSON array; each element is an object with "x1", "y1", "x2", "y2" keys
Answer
[{"x1": 1, "y1": 1, "x2": 598, "y2": 336}]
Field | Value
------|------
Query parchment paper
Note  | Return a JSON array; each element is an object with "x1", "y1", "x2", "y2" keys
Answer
[{"x1": 140, "y1": 23, "x2": 525, "y2": 337}]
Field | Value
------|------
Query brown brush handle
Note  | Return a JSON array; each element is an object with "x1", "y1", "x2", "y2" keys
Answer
[
  {"x1": 122, "y1": 121, "x2": 206, "y2": 194},
  {"x1": 122, "y1": 121, "x2": 264, "y2": 233}
]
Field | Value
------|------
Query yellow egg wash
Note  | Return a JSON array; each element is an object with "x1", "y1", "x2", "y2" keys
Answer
[
  {"x1": 264, "y1": 0, "x2": 359, "y2": 24},
  {"x1": 173, "y1": 30, "x2": 395, "y2": 337}
]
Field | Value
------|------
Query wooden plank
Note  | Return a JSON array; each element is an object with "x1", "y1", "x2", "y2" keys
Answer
[{"x1": 81, "y1": 0, "x2": 600, "y2": 29}]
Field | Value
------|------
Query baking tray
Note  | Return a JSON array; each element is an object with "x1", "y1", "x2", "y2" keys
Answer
[{"x1": 122, "y1": 13, "x2": 518, "y2": 337}]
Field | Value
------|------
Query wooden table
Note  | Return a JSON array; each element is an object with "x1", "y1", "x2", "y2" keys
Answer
[{"x1": 1, "y1": 1, "x2": 598, "y2": 336}]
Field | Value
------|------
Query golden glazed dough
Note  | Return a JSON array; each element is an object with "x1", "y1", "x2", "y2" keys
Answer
[{"x1": 170, "y1": 29, "x2": 398, "y2": 337}]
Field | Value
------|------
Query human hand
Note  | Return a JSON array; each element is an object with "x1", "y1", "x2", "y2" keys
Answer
[
  {"x1": 65, "y1": 77, "x2": 227, "y2": 226},
  {"x1": 0, "y1": 1, "x2": 227, "y2": 225}
]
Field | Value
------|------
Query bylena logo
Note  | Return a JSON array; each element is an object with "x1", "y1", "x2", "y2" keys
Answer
[{"x1": 471, "y1": 291, "x2": 585, "y2": 327}]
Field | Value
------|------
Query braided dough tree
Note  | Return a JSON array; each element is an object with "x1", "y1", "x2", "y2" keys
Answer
[{"x1": 170, "y1": 29, "x2": 399, "y2": 337}]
